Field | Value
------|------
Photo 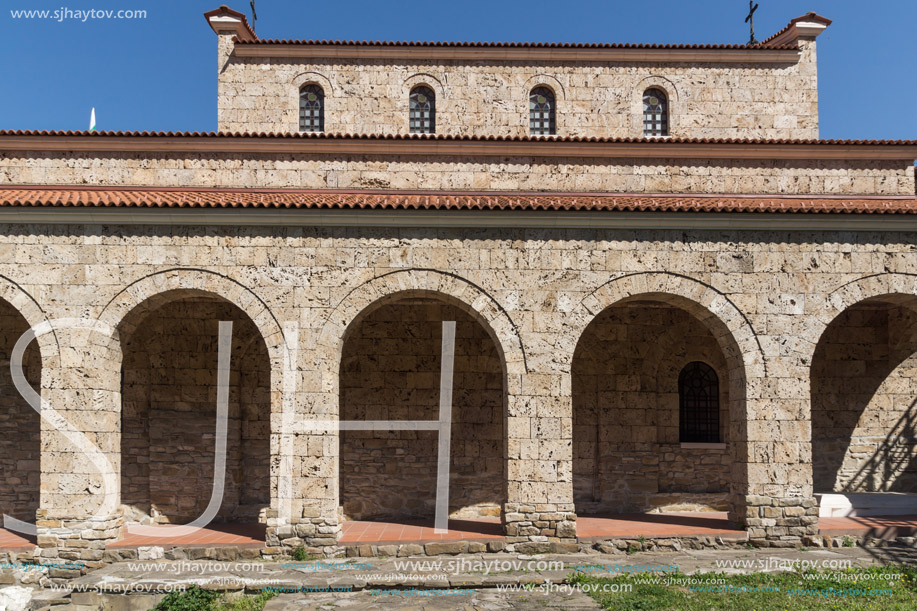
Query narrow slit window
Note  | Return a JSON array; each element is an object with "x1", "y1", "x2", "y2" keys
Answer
[
  {"x1": 679, "y1": 361, "x2": 720, "y2": 443},
  {"x1": 643, "y1": 88, "x2": 668, "y2": 137},
  {"x1": 299, "y1": 84, "x2": 324, "y2": 132},
  {"x1": 409, "y1": 86, "x2": 436, "y2": 134},
  {"x1": 529, "y1": 87, "x2": 555, "y2": 136}
]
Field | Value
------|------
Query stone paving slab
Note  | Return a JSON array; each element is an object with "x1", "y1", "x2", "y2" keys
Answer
[
  {"x1": 262, "y1": 588, "x2": 601, "y2": 611},
  {"x1": 65, "y1": 544, "x2": 917, "y2": 595},
  {"x1": 22, "y1": 545, "x2": 917, "y2": 611}
]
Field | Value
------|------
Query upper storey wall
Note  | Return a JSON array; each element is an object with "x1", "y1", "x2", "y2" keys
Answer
[{"x1": 216, "y1": 40, "x2": 820, "y2": 139}]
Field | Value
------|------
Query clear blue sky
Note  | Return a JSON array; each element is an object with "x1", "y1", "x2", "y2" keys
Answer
[{"x1": 1, "y1": 0, "x2": 914, "y2": 140}]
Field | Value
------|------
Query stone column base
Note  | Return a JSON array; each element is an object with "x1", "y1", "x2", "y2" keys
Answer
[
  {"x1": 269, "y1": 507, "x2": 341, "y2": 555},
  {"x1": 36, "y1": 510, "x2": 124, "y2": 574},
  {"x1": 743, "y1": 495, "x2": 819, "y2": 547},
  {"x1": 503, "y1": 503, "x2": 577, "y2": 553}
]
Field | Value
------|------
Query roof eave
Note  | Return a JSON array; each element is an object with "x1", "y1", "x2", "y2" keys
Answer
[
  {"x1": 230, "y1": 43, "x2": 800, "y2": 64},
  {"x1": 1, "y1": 133, "x2": 916, "y2": 162}
]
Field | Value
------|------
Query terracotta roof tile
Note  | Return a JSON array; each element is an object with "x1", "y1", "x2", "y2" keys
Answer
[
  {"x1": 204, "y1": 5, "x2": 257, "y2": 41},
  {"x1": 1, "y1": 130, "x2": 915, "y2": 146},
  {"x1": 761, "y1": 12, "x2": 833, "y2": 46},
  {"x1": 1, "y1": 187, "x2": 915, "y2": 215},
  {"x1": 235, "y1": 38, "x2": 797, "y2": 51}
]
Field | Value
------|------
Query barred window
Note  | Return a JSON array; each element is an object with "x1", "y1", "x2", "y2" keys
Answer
[
  {"x1": 678, "y1": 361, "x2": 720, "y2": 443},
  {"x1": 643, "y1": 88, "x2": 668, "y2": 137},
  {"x1": 409, "y1": 86, "x2": 436, "y2": 134},
  {"x1": 529, "y1": 87, "x2": 555, "y2": 135},
  {"x1": 299, "y1": 84, "x2": 324, "y2": 132}
]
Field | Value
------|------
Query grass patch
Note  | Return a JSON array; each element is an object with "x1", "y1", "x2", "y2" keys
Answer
[
  {"x1": 576, "y1": 565, "x2": 917, "y2": 610},
  {"x1": 152, "y1": 586, "x2": 276, "y2": 611},
  {"x1": 290, "y1": 546, "x2": 316, "y2": 562},
  {"x1": 213, "y1": 591, "x2": 277, "y2": 611}
]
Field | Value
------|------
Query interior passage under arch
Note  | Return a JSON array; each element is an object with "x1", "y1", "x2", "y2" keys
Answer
[
  {"x1": 572, "y1": 297, "x2": 736, "y2": 515},
  {"x1": 119, "y1": 293, "x2": 271, "y2": 525},
  {"x1": 0, "y1": 298, "x2": 41, "y2": 524},
  {"x1": 339, "y1": 295, "x2": 507, "y2": 522}
]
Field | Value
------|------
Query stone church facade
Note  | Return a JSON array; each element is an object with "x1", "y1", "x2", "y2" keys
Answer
[{"x1": 0, "y1": 6, "x2": 916, "y2": 561}]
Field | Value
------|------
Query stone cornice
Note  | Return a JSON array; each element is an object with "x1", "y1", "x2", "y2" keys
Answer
[
  {"x1": 6, "y1": 206, "x2": 917, "y2": 232},
  {"x1": 2, "y1": 133, "x2": 916, "y2": 161}
]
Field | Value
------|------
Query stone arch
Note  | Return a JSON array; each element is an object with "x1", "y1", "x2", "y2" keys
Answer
[
  {"x1": 98, "y1": 268, "x2": 286, "y2": 363},
  {"x1": 316, "y1": 269, "x2": 527, "y2": 389},
  {"x1": 632, "y1": 75, "x2": 679, "y2": 137},
  {"x1": 402, "y1": 73, "x2": 446, "y2": 99},
  {"x1": 810, "y1": 273, "x2": 917, "y2": 501},
  {"x1": 0, "y1": 275, "x2": 56, "y2": 361},
  {"x1": 292, "y1": 71, "x2": 335, "y2": 95},
  {"x1": 565, "y1": 272, "x2": 763, "y2": 522},
  {"x1": 292, "y1": 72, "x2": 334, "y2": 132},
  {"x1": 301, "y1": 269, "x2": 525, "y2": 528},
  {"x1": 522, "y1": 74, "x2": 567, "y2": 100},
  {"x1": 97, "y1": 269, "x2": 287, "y2": 525},
  {"x1": 524, "y1": 77, "x2": 564, "y2": 136},
  {"x1": 563, "y1": 272, "x2": 764, "y2": 379},
  {"x1": 812, "y1": 273, "x2": 917, "y2": 351}
]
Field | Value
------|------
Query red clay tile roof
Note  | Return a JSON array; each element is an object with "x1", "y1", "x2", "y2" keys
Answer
[
  {"x1": 761, "y1": 12, "x2": 833, "y2": 46},
  {"x1": 1, "y1": 187, "x2": 915, "y2": 215},
  {"x1": 225, "y1": 11, "x2": 834, "y2": 51},
  {"x1": 204, "y1": 5, "x2": 257, "y2": 41},
  {"x1": 1, "y1": 130, "x2": 915, "y2": 147},
  {"x1": 235, "y1": 38, "x2": 797, "y2": 51}
]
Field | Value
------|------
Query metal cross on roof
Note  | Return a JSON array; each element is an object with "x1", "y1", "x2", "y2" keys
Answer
[
  {"x1": 745, "y1": 1, "x2": 760, "y2": 45},
  {"x1": 249, "y1": 0, "x2": 257, "y2": 32}
]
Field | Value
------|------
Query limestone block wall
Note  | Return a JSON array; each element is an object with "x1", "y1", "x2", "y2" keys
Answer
[
  {"x1": 0, "y1": 299, "x2": 41, "y2": 522},
  {"x1": 3, "y1": 152, "x2": 913, "y2": 196},
  {"x1": 120, "y1": 298, "x2": 271, "y2": 524},
  {"x1": 572, "y1": 303, "x2": 730, "y2": 515},
  {"x1": 812, "y1": 303, "x2": 917, "y2": 493},
  {"x1": 217, "y1": 41, "x2": 820, "y2": 140},
  {"x1": 5, "y1": 221, "x2": 917, "y2": 551},
  {"x1": 340, "y1": 300, "x2": 504, "y2": 521}
]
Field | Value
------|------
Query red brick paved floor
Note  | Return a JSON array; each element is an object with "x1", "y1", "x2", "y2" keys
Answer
[
  {"x1": 108, "y1": 523, "x2": 266, "y2": 549},
  {"x1": 0, "y1": 528, "x2": 35, "y2": 550},
  {"x1": 33, "y1": 514, "x2": 917, "y2": 550},
  {"x1": 577, "y1": 512, "x2": 746, "y2": 540},
  {"x1": 818, "y1": 515, "x2": 917, "y2": 539},
  {"x1": 340, "y1": 518, "x2": 503, "y2": 544}
]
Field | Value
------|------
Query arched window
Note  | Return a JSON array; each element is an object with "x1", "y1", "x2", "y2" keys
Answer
[
  {"x1": 409, "y1": 86, "x2": 435, "y2": 134},
  {"x1": 299, "y1": 84, "x2": 324, "y2": 132},
  {"x1": 643, "y1": 88, "x2": 668, "y2": 137},
  {"x1": 678, "y1": 362, "x2": 720, "y2": 443},
  {"x1": 529, "y1": 87, "x2": 555, "y2": 136}
]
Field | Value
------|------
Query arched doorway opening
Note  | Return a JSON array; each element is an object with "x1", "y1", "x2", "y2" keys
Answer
[
  {"x1": 813, "y1": 295, "x2": 917, "y2": 517},
  {"x1": 338, "y1": 293, "x2": 507, "y2": 534},
  {"x1": 118, "y1": 291, "x2": 271, "y2": 530}
]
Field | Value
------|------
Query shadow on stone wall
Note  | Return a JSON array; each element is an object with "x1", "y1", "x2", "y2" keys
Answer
[{"x1": 812, "y1": 300, "x2": 917, "y2": 493}]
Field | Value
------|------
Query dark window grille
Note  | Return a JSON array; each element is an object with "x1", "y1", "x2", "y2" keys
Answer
[
  {"x1": 643, "y1": 87, "x2": 668, "y2": 137},
  {"x1": 529, "y1": 87, "x2": 556, "y2": 135},
  {"x1": 678, "y1": 361, "x2": 720, "y2": 443},
  {"x1": 409, "y1": 86, "x2": 436, "y2": 134},
  {"x1": 299, "y1": 84, "x2": 324, "y2": 132}
]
